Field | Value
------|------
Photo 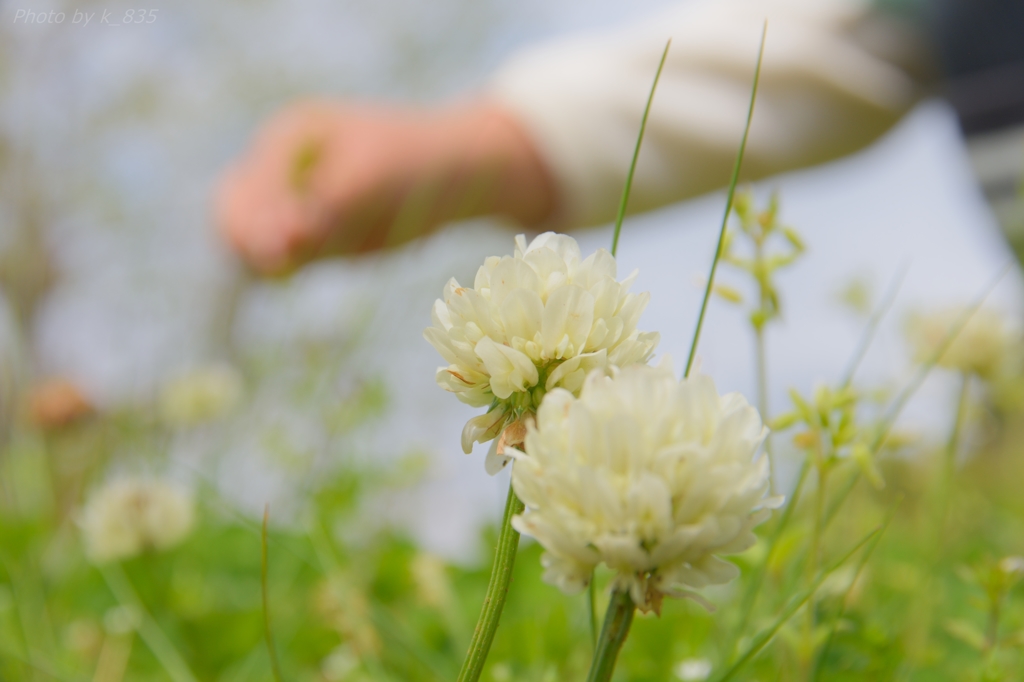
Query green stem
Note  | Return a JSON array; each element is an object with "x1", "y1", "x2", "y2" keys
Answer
[
  {"x1": 754, "y1": 322, "x2": 773, "y2": 492},
  {"x1": 938, "y1": 373, "x2": 970, "y2": 543},
  {"x1": 457, "y1": 483, "x2": 525, "y2": 682},
  {"x1": 753, "y1": 232, "x2": 770, "y2": 430},
  {"x1": 752, "y1": 234, "x2": 776, "y2": 495},
  {"x1": 901, "y1": 374, "x2": 972, "y2": 674},
  {"x1": 754, "y1": 327, "x2": 769, "y2": 424},
  {"x1": 808, "y1": 465, "x2": 826, "y2": 587},
  {"x1": 586, "y1": 589, "x2": 636, "y2": 682},
  {"x1": 589, "y1": 575, "x2": 599, "y2": 650},
  {"x1": 983, "y1": 589, "x2": 1003, "y2": 674}
]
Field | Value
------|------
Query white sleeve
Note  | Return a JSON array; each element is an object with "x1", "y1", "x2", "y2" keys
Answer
[{"x1": 486, "y1": 0, "x2": 920, "y2": 228}]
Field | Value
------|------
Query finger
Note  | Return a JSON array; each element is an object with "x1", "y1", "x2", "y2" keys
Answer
[{"x1": 215, "y1": 165, "x2": 308, "y2": 273}]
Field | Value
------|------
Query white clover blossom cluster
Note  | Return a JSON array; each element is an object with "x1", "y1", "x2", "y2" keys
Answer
[
  {"x1": 908, "y1": 307, "x2": 1016, "y2": 379},
  {"x1": 508, "y1": 361, "x2": 779, "y2": 613},
  {"x1": 159, "y1": 364, "x2": 244, "y2": 427},
  {"x1": 425, "y1": 232, "x2": 659, "y2": 474},
  {"x1": 79, "y1": 477, "x2": 195, "y2": 563},
  {"x1": 675, "y1": 658, "x2": 713, "y2": 681}
]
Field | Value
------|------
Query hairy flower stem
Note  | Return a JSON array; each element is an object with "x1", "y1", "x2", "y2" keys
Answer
[
  {"x1": 589, "y1": 576, "x2": 599, "y2": 649},
  {"x1": 457, "y1": 483, "x2": 525, "y2": 682},
  {"x1": 586, "y1": 589, "x2": 636, "y2": 682}
]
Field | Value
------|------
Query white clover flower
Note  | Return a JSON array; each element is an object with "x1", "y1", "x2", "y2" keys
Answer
[
  {"x1": 159, "y1": 364, "x2": 244, "y2": 427},
  {"x1": 509, "y1": 361, "x2": 779, "y2": 613},
  {"x1": 907, "y1": 307, "x2": 1016, "y2": 379},
  {"x1": 425, "y1": 232, "x2": 659, "y2": 474},
  {"x1": 79, "y1": 477, "x2": 195, "y2": 563},
  {"x1": 410, "y1": 553, "x2": 454, "y2": 608},
  {"x1": 674, "y1": 658, "x2": 713, "y2": 681}
]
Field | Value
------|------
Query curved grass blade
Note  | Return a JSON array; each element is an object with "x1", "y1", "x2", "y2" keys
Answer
[
  {"x1": 715, "y1": 525, "x2": 881, "y2": 682},
  {"x1": 684, "y1": 23, "x2": 767, "y2": 378},
  {"x1": 732, "y1": 459, "x2": 810, "y2": 652},
  {"x1": 732, "y1": 264, "x2": 907, "y2": 651},
  {"x1": 610, "y1": 39, "x2": 671, "y2": 257},
  {"x1": 100, "y1": 564, "x2": 198, "y2": 682},
  {"x1": 824, "y1": 262, "x2": 1012, "y2": 528},
  {"x1": 811, "y1": 495, "x2": 902, "y2": 680},
  {"x1": 839, "y1": 261, "x2": 910, "y2": 389}
]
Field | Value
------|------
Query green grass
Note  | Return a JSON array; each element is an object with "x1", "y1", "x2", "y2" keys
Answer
[{"x1": 3, "y1": 384, "x2": 1024, "y2": 681}]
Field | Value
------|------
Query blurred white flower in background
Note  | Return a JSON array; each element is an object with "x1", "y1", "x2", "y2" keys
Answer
[
  {"x1": 674, "y1": 658, "x2": 713, "y2": 681},
  {"x1": 509, "y1": 361, "x2": 779, "y2": 613},
  {"x1": 999, "y1": 555, "x2": 1024, "y2": 576},
  {"x1": 410, "y1": 552, "x2": 454, "y2": 608},
  {"x1": 79, "y1": 477, "x2": 195, "y2": 563},
  {"x1": 158, "y1": 364, "x2": 244, "y2": 427},
  {"x1": 907, "y1": 306, "x2": 1017, "y2": 379},
  {"x1": 424, "y1": 232, "x2": 659, "y2": 474},
  {"x1": 103, "y1": 604, "x2": 143, "y2": 636}
]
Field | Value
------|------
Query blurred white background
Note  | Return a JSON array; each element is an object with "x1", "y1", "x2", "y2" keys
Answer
[{"x1": 0, "y1": 0, "x2": 1019, "y2": 561}]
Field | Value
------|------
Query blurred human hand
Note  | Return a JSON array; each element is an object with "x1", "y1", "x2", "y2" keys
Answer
[{"x1": 215, "y1": 100, "x2": 555, "y2": 274}]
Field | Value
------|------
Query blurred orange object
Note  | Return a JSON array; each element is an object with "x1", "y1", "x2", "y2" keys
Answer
[{"x1": 28, "y1": 379, "x2": 94, "y2": 429}]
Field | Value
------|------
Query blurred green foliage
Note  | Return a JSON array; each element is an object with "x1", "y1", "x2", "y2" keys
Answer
[{"x1": 1, "y1": 345, "x2": 1024, "y2": 682}]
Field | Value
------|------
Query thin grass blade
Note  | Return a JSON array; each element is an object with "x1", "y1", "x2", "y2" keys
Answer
[
  {"x1": 100, "y1": 564, "x2": 198, "y2": 682},
  {"x1": 610, "y1": 39, "x2": 671, "y2": 257},
  {"x1": 824, "y1": 262, "x2": 1012, "y2": 528},
  {"x1": 715, "y1": 525, "x2": 881, "y2": 682},
  {"x1": 812, "y1": 495, "x2": 902, "y2": 680},
  {"x1": 684, "y1": 23, "x2": 767, "y2": 378},
  {"x1": 839, "y1": 261, "x2": 910, "y2": 388},
  {"x1": 732, "y1": 459, "x2": 810, "y2": 651}
]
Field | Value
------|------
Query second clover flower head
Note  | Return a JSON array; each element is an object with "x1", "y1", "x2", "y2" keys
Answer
[
  {"x1": 907, "y1": 306, "x2": 1016, "y2": 379},
  {"x1": 79, "y1": 477, "x2": 195, "y2": 564},
  {"x1": 424, "y1": 232, "x2": 659, "y2": 474},
  {"x1": 507, "y1": 361, "x2": 780, "y2": 614}
]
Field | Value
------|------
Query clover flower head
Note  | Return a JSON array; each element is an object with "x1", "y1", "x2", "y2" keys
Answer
[
  {"x1": 675, "y1": 658, "x2": 713, "y2": 681},
  {"x1": 79, "y1": 477, "x2": 195, "y2": 563},
  {"x1": 424, "y1": 232, "x2": 659, "y2": 474},
  {"x1": 508, "y1": 361, "x2": 779, "y2": 613},
  {"x1": 908, "y1": 307, "x2": 1016, "y2": 379},
  {"x1": 159, "y1": 364, "x2": 244, "y2": 426}
]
